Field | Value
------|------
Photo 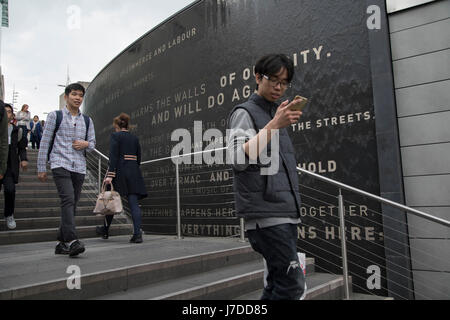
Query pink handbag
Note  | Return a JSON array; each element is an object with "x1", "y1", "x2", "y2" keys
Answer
[{"x1": 93, "y1": 182, "x2": 123, "y2": 215}]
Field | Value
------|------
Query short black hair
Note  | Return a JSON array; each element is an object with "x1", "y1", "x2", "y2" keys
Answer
[
  {"x1": 4, "y1": 103, "x2": 13, "y2": 112},
  {"x1": 65, "y1": 83, "x2": 85, "y2": 96},
  {"x1": 254, "y1": 54, "x2": 295, "y2": 82}
]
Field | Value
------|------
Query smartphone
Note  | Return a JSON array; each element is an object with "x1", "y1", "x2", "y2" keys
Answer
[{"x1": 290, "y1": 95, "x2": 308, "y2": 111}]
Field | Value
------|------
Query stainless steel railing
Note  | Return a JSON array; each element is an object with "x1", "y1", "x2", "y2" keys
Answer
[
  {"x1": 88, "y1": 147, "x2": 245, "y2": 241},
  {"x1": 86, "y1": 147, "x2": 450, "y2": 299}
]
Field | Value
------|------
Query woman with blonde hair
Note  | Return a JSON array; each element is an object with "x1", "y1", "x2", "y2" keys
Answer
[
  {"x1": 16, "y1": 104, "x2": 31, "y2": 145},
  {"x1": 97, "y1": 113, "x2": 147, "y2": 243}
]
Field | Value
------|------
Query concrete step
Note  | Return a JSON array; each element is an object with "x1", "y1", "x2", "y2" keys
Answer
[
  {"x1": 0, "y1": 206, "x2": 95, "y2": 218},
  {"x1": 350, "y1": 293, "x2": 394, "y2": 300},
  {"x1": 0, "y1": 215, "x2": 128, "y2": 231},
  {"x1": 0, "y1": 224, "x2": 133, "y2": 245},
  {"x1": 2, "y1": 199, "x2": 95, "y2": 209},
  {"x1": 96, "y1": 257, "x2": 316, "y2": 300},
  {"x1": 0, "y1": 238, "x2": 260, "y2": 300},
  {"x1": 17, "y1": 172, "x2": 53, "y2": 178},
  {"x1": 4, "y1": 208, "x2": 95, "y2": 219},
  {"x1": 0, "y1": 234, "x2": 350, "y2": 301},
  {"x1": 0, "y1": 190, "x2": 97, "y2": 199},
  {"x1": 235, "y1": 272, "x2": 349, "y2": 300},
  {"x1": 18, "y1": 175, "x2": 54, "y2": 182},
  {"x1": 14, "y1": 182, "x2": 97, "y2": 189},
  {"x1": 99, "y1": 261, "x2": 265, "y2": 300}
]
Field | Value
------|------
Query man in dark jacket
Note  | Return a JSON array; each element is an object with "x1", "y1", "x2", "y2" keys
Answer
[
  {"x1": 228, "y1": 54, "x2": 307, "y2": 300},
  {"x1": 30, "y1": 115, "x2": 43, "y2": 149},
  {"x1": 1, "y1": 104, "x2": 28, "y2": 230}
]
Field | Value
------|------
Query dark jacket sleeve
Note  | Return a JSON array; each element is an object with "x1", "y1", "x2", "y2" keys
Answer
[
  {"x1": 0, "y1": 104, "x2": 8, "y2": 176},
  {"x1": 18, "y1": 132, "x2": 28, "y2": 162},
  {"x1": 106, "y1": 133, "x2": 119, "y2": 179}
]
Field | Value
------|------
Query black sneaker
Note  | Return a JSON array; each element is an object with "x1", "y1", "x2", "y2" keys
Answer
[
  {"x1": 69, "y1": 240, "x2": 85, "y2": 257},
  {"x1": 55, "y1": 242, "x2": 70, "y2": 255},
  {"x1": 96, "y1": 226, "x2": 109, "y2": 239},
  {"x1": 129, "y1": 234, "x2": 143, "y2": 243}
]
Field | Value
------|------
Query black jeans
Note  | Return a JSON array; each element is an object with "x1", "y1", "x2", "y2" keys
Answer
[
  {"x1": 104, "y1": 194, "x2": 142, "y2": 236},
  {"x1": 247, "y1": 223, "x2": 305, "y2": 300},
  {"x1": 30, "y1": 134, "x2": 40, "y2": 149},
  {"x1": 0, "y1": 170, "x2": 15, "y2": 218},
  {"x1": 52, "y1": 167, "x2": 85, "y2": 243}
]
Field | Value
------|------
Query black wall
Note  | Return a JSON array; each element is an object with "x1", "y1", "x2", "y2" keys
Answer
[{"x1": 84, "y1": 0, "x2": 397, "y2": 296}]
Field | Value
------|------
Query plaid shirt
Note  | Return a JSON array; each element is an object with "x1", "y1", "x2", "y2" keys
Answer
[{"x1": 37, "y1": 107, "x2": 96, "y2": 174}]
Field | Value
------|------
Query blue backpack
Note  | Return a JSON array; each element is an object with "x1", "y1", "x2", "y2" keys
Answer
[{"x1": 47, "y1": 110, "x2": 90, "y2": 160}]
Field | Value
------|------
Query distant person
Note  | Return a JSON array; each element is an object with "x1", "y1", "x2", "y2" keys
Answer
[
  {"x1": 41, "y1": 120, "x2": 45, "y2": 130},
  {"x1": 37, "y1": 83, "x2": 96, "y2": 257},
  {"x1": 98, "y1": 113, "x2": 147, "y2": 243},
  {"x1": 0, "y1": 101, "x2": 9, "y2": 181},
  {"x1": 227, "y1": 54, "x2": 306, "y2": 300},
  {"x1": 1, "y1": 104, "x2": 28, "y2": 230},
  {"x1": 16, "y1": 104, "x2": 31, "y2": 145},
  {"x1": 30, "y1": 115, "x2": 43, "y2": 150}
]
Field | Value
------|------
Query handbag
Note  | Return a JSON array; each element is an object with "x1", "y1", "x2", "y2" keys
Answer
[{"x1": 93, "y1": 182, "x2": 123, "y2": 215}]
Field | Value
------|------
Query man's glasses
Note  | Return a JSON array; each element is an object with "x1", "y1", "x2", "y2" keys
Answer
[{"x1": 262, "y1": 74, "x2": 291, "y2": 89}]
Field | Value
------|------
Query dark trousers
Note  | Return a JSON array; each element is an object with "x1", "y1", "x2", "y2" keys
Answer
[
  {"x1": 0, "y1": 171, "x2": 15, "y2": 218},
  {"x1": 104, "y1": 194, "x2": 142, "y2": 236},
  {"x1": 52, "y1": 167, "x2": 85, "y2": 243},
  {"x1": 247, "y1": 223, "x2": 305, "y2": 300},
  {"x1": 30, "y1": 134, "x2": 40, "y2": 149},
  {"x1": 18, "y1": 126, "x2": 28, "y2": 146}
]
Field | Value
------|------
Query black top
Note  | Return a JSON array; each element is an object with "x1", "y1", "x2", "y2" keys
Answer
[
  {"x1": 107, "y1": 131, "x2": 147, "y2": 199},
  {"x1": 3, "y1": 125, "x2": 28, "y2": 184}
]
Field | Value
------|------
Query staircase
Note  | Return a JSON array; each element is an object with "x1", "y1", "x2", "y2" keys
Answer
[
  {"x1": 0, "y1": 235, "x2": 354, "y2": 300},
  {"x1": 0, "y1": 150, "x2": 387, "y2": 300},
  {"x1": 0, "y1": 149, "x2": 132, "y2": 245}
]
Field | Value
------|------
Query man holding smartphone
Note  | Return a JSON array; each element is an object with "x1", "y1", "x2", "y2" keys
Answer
[{"x1": 228, "y1": 54, "x2": 306, "y2": 300}]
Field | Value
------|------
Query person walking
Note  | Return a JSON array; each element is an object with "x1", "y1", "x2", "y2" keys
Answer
[
  {"x1": 16, "y1": 104, "x2": 31, "y2": 146},
  {"x1": 30, "y1": 115, "x2": 43, "y2": 149},
  {"x1": 37, "y1": 83, "x2": 96, "y2": 257},
  {"x1": 1, "y1": 104, "x2": 28, "y2": 230},
  {"x1": 97, "y1": 113, "x2": 147, "y2": 243},
  {"x1": 227, "y1": 54, "x2": 306, "y2": 300},
  {"x1": 0, "y1": 100, "x2": 8, "y2": 181}
]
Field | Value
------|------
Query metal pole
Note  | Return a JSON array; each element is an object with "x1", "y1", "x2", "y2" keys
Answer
[
  {"x1": 175, "y1": 159, "x2": 181, "y2": 240},
  {"x1": 239, "y1": 218, "x2": 245, "y2": 242},
  {"x1": 98, "y1": 156, "x2": 102, "y2": 193},
  {"x1": 338, "y1": 188, "x2": 351, "y2": 300}
]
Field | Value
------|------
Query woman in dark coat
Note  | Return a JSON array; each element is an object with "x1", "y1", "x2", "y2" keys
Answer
[{"x1": 97, "y1": 113, "x2": 147, "y2": 243}]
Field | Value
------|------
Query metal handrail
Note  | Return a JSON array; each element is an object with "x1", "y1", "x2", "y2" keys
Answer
[
  {"x1": 296, "y1": 166, "x2": 450, "y2": 228},
  {"x1": 88, "y1": 147, "x2": 450, "y2": 299},
  {"x1": 92, "y1": 148, "x2": 109, "y2": 161},
  {"x1": 91, "y1": 147, "x2": 450, "y2": 227}
]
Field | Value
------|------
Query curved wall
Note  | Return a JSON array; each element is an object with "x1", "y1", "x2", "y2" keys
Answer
[{"x1": 84, "y1": 0, "x2": 390, "y2": 295}]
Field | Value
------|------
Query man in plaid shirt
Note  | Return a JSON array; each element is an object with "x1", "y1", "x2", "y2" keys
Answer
[{"x1": 38, "y1": 83, "x2": 96, "y2": 257}]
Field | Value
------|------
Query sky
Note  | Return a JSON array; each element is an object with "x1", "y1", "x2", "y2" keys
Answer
[{"x1": 1, "y1": 0, "x2": 195, "y2": 120}]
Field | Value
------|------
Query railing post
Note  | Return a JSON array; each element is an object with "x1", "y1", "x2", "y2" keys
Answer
[
  {"x1": 239, "y1": 218, "x2": 245, "y2": 242},
  {"x1": 175, "y1": 158, "x2": 182, "y2": 240},
  {"x1": 98, "y1": 155, "x2": 102, "y2": 194},
  {"x1": 338, "y1": 188, "x2": 351, "y2": 300}
]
